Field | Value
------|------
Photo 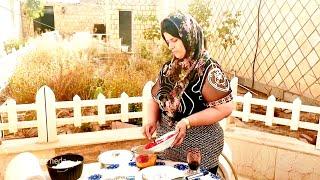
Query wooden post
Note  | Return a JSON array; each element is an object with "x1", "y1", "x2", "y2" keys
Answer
[
  {"x1": 142, "y1": 81, "x2": 154, "y2": 126},
  {"x1": 265, "y1": 95, "x2": 276, "y2": 126},
  {"x1": 73, "y1": 95, "x2": 82, "y2": 127},
  {"x1": 290, "y1": 98, "x2": 301, "y2": 131},
  {"x1": 36, "y1": 86, "x2": 57, "y2": 143},
  {"x1": 242, "y1": 92, "x2": 252, "y2": 122},
  {"x1": 7, "y1": 99, "x2": 18, "y2": 133},
  {"x1": 120, "y1": 92, "x2": 129, "y2": 123},
  {"x1": 97, "y1": 93, "x2": 106, "y2": 125}
]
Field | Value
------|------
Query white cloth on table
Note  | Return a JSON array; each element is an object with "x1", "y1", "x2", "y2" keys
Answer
[{"x1": 5, "y1": 152, "x2": 46, "y2": 180}]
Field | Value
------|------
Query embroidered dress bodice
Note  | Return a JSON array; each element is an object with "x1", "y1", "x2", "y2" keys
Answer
[{"x1": 151, "y1": 58, "x2": 232, "y2": 169}]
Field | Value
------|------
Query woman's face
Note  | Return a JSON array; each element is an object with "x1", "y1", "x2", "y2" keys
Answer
[{"x1": 163, "y1": 32, "x2": 186, "y2": 59}]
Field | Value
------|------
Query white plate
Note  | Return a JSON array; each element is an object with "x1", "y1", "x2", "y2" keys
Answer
[
  {"x1": 98, "y1": 150, "x2": 133, "y2": 164},
  {"x1": 147, "y1": 131, "x2": 178, "y2": 152},
  {"x1": 135, "y1": 165, "x2": 184, "y2": 180}
]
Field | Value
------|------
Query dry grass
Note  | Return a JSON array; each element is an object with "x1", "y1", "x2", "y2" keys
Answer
[
  {"x1": 2, "y1": 37, "x2": 169, "y2": 104},
  {"x1": 101, "y1": 56, "x2": 162, "y2": 97},
  {"x1": 3, "y1": 36, "x2": 100, "y2": 103},
  {"x1": 1, "y1": 36, "x2": 171, "y2": 138}
]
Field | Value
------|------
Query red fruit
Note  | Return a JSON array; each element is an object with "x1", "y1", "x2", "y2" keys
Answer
[
  {"x1": 136, "y1": 155, "x2": 149, "y2": 163},
  {"x1": 144, "y1": 142, "x2": 156, "y2": 149}
]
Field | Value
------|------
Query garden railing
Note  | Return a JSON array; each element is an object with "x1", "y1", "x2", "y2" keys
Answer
[{"x1": 1, "y1": 77, "x2": 320, "y2": 149}]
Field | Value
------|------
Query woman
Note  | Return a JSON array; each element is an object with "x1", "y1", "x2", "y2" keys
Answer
[{"x1": 142, "y1": 11, "x2": 233, "y2": 174}]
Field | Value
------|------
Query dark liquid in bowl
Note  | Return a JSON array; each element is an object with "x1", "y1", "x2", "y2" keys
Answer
[{"x1": 188, "y1": 161, "x2": 200, "y2": 170}]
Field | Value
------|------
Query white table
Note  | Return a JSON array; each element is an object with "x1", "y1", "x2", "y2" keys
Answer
[{"x1": 78, "y1": 160, "x2": 220, "y2": 180}]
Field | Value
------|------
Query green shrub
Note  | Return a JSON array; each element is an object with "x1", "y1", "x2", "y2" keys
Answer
[{"x1": 3, "y1": 39, "x2": 24, "y2": 54}]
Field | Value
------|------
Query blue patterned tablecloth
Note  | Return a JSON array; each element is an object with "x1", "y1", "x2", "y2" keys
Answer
[{"x1": 81, "y1": 159, "x2": 221, "y2": 180}]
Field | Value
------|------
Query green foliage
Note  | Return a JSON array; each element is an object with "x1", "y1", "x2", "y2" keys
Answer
[
  {"x1": 135, "y1": 14, "x2": 171, "y2": 62},
  {"x1": 3, "y1": 39, "x2": 24, "y2": 54},
  {"x1": 138, "y1": 43, "x2": 153, "y2": 59},
  {"x1": 217, "y1": 11, "x2": 242, "y2": 50},
  {"x1": 23, "y1": 0, "x2": 44, "y2": 20},
  {"x1": 188, "y1": 0, "x2": 241, "y2": 50},
  {"x1": 188, "y1": 0, "x2": 213, "y2": 36},
  {"x1": 135, "y1": 15, "x2": 161, "y2": 41},
  {"x1": 93, "y1": 86, "x2": 104, "y2": 99},
  {"x1": 137, "y1": 41, "x2": 171, "y2": 63}
]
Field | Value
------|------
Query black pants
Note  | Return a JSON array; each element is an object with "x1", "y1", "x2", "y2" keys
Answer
[{"x1": 208, "y1": 165, "x2": 218, "y2": 175}]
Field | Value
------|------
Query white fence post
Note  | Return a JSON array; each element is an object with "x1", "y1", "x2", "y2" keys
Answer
[
  {"x1": 98, "y1": 93, "x2": 106, "y2": 125},
  {"x1": 0, "y1": 104, "x2": 6, "y2": 140},
  {"x1": 290, "y1": 98, "x2": 301, "y2": 130},
  {"x1": 7, "y1": 99, "x2": 18, "y2": 133},
  {"x1": 73, "y1": 95, "x2": 82, "y2": 127},
  {"x1": 121, "y1": 92, "x2": 129, "y2": 123},
  {"x1": 36, "y1": 86, "x2": 57, "y2": 143},
  {"x1": 45, "y1": 86, "x2": 57, "y2": 142},
  {"x1": 142, "y1": 81, "x2": 154, "y2": 126},
  {"x1": 230, "y1": 77, "x2": 238, "y2": 99},
  {"x1": 228, "y1": 77, "x2": 238, "y2": 125},
  {"x1": 242, "y1": 92, "x2": 252, "y2": 122},
  {"x1": 316, "y1": 118, "x2": 320, "y2": 150},
  {"x1": 265, "y1": 95, "x2": 276, "y2": 126}
]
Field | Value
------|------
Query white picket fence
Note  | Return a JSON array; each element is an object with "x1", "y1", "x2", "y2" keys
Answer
[{"x1": 0, "y1": 77, "x2": 320, "y2": 149}]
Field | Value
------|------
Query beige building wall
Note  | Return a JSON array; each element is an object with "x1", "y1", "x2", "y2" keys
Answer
[{"x1": 21, "y1": 0, "x2": 158, "y2": 52}]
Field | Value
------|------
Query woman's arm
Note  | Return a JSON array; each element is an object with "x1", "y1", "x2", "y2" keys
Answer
[
  {"x1": 146, "y1": 98, "x2": 161, "y2": 124},
  {"x1": 173, "y1": 64, "x2": 233, "y2": 146},
  {"x1": 185, "y1": 101, "x2": 233, "y2": 127},
  {"x1": 173, "y1": 101, "x2": 232, "y2": 146},
  {"x1": 186, "y1": 63, "x2": 234, "y2": 126},
  {"x1": 143, "y1": 79, "x2": 161, "y2": 140}
]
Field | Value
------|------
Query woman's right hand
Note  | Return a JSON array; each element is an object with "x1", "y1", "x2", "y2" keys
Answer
[{"x1": 142, "y1": 122, "x2": 157, "y2": 140}]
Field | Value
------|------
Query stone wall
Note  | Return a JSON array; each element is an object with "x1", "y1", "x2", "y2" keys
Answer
[
  {"x1": 225, "y1": 127, "x2": 320, "y2": 180},
  {"x1": 21, "y1": 0, "x2": 159, "y2": 52}
]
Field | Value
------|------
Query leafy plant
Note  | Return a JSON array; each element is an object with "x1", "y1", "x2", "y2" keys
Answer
[
  {"x1": 188, "y1": 0, "x2": 213, "y2": 37},
  {"x1": 217, "y1": 11, "x2": 242, "y2": 50},
  {"x1": 23, "y1": 0, "x2": 44, "y2": 19},
  {"x1": 3, "y1": 39, "x2": 24, "y2": 54},
  {"x1": 135, "y1": 15, "x2": 161, "y2": 41},
  {"x1": 135, "y1": 14, "x2": 171, "y2": 62},
  {"x1": 188, "y1": 0, "x2": 241, "y2": 50}
]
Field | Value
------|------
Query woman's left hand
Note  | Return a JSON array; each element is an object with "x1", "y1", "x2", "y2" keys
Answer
[{"x1": 172, "y1": 120, "x2": 187, "y2": 147}]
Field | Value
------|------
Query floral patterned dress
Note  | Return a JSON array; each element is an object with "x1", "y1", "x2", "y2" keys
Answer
[
  {"x1": 152, "y1": 11, "x2": 233, "y2": 169},
  {"x1": 151, "y1": 57, "x2": 233, "y2": 169}
]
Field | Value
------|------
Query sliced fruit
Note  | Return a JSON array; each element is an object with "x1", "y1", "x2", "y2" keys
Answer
[{"x1": 135, "y1": 154, "x2": 157, "y2": 169}]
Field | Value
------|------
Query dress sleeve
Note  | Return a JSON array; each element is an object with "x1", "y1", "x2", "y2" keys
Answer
[
  {"x1": 201, "y1": 62, "x2": 233, "y2": 107},
  {"x1": 151, "y1": 76, "x2": 160, "y2": 99},
  {"x1": 151, "y1": 61, "x2": 170, "y2": 100}
]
